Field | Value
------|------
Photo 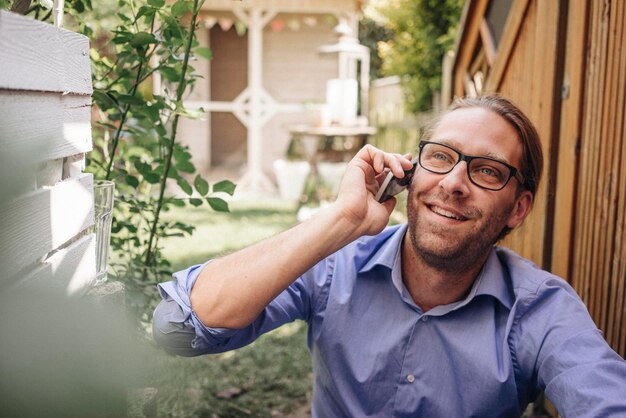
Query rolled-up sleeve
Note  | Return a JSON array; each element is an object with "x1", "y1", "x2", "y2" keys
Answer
[{"x1": 152, "y1": 259, "x2": 330, "y2": 357}]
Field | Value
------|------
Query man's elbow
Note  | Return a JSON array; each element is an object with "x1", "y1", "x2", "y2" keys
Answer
[{"x1": 152, "y1": 298, "x2": 204, "y2": 357}]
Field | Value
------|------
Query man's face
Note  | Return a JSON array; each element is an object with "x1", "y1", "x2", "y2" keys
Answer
[{"x1": 406, "y1": 107, "x2": 533, "y2": 272}]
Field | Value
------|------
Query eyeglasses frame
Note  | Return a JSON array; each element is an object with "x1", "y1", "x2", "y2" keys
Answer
[{"x1": 417, "y1": 140, "x2": 525, "y2": 191}]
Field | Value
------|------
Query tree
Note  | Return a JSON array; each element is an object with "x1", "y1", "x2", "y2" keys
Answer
[{"x1": 373, "y1": 0, "x2": 463, "y2": 113}]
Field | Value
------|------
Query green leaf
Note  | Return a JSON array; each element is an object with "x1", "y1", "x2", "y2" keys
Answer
[
  {"x1": 207, "y1": 197, "x2": 229, "y2": 212},
  {"x1": 193, "y1": 47, "x2": 212, "y2": 60},
  {"x1": 168, "y1": 198, "x2": 185, "y2": 207},
  {"x1": 174, "y1": 149, "x2": 192, "y2": 163},
  {"x1": 159, "y1": 66, "x2": 181, "y2": 82},
  {"x1": 112, "y1": 34, "x2": 133, "y2": 45},
  {"x1": 213, "y1": 180, "x2": 236, "y2": 196},
  {"x1": 171, "y1": 0, "x2": 191, "y2": 17},
  {"x1": 143, "y1": 172, "x2": 161, "y2": 184},
  {"x1": 130, "y1": 32, "x2": 157, "y2": 48},
  {"x1": 73, "y1": 0, "x2": 85, "y2": 13},
  {"x1": 125, "y1": 175, "x2": 139, "y2": 188},
  {"x1": 133, "y1": 160, "x2": 152, "y2": 176},
  {"x1": 194, "y1": 175, "x2": 209, "y2": 196},
  {"x1": 135, "y1": 6, "x2": 156, "y2": 22},
  {"x1": 177, "y1": 177, "x2": 193, "y2": 195},
  {"x1": 189, "y1": 198, "x2": 203, "y2": 207},
  {"x1": 92, "y1": 89, "x2": 118, "y2": 109},
  {"x1": 176, "y1": 160, "x2": 195, "y2": 174},
  {"x1": 116, "y1": 94, "x2": 145, "y2": 106},
  {"x1": 148, "y1": 0, "x2": 165, "y2": 6}
]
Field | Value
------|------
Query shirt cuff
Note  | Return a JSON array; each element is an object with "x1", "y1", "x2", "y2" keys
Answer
[{"x1": 154, "y1": 262, "x2": 241, "y2": 354}]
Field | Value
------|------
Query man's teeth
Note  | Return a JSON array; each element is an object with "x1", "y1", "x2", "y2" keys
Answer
[{"x1": 431, "y1": 206, "x2": 465, "y2": 220}]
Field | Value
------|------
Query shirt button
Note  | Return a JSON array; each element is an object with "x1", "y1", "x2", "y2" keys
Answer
[
  {"x1": 406, "y1": 374, "x2": 415, "y2": 383},
  {"x1": 421, "y1": 316, "x2": 429, "y2": 322}
]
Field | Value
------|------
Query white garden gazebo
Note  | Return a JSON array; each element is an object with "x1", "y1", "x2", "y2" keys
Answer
[{"x1": 179, "y1": 0, "x2": 369, "y2": 195}]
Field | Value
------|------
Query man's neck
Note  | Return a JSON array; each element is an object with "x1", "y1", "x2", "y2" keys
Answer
[{"x1": 400, "y1": 234, "x2": 489, "y2": 312}]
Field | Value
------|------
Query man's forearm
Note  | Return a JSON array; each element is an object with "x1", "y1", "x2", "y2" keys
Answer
[{"x1": 190, "y1": 205, "x2": 359, "y2": 329}]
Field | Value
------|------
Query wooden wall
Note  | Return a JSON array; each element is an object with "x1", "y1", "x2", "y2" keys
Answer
[
  {"x1": 450, "y1": 0, "x2": 625, "y2": 358},
  {"x1": 0, "y1": 11, "x2": 96, "y2": 295},
  {"x1": 568, "y1": 0, "x2": 626, "y2": 357}
]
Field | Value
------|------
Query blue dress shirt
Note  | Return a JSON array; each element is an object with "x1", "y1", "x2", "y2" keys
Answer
[{"x1": 153, "y1": 224, "x2": 626, "y2": 417}]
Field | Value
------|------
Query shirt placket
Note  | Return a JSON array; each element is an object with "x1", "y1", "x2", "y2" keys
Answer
[{"x1": 392, "y1": 311, "x2": 431, "y2": 416}]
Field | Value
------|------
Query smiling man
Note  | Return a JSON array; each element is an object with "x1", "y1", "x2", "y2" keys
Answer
[{"x1": 153, "y1": 95, "x2": 626, "y2": 417}]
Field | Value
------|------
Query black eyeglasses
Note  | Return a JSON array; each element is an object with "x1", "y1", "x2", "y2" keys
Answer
[{"x1": 418, "y1": 141, "x2": 525, "y2": 191}]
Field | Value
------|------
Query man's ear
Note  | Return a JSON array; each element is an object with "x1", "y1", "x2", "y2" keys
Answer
[{"x1": 506, "y1": 190, "x2": 533, "y2": 230}]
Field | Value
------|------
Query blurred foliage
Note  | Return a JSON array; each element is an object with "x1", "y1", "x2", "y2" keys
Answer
[
  {"x1": 1, "y1": 0, "x2": 236, "y2": 325},
  {"x1": 0, "y1": 287, "x2": 146, "y2": 417},
  {"x1": 358, "y1": 15, "x2": 394, "y2": 80},
  {"x1": 371, "y1": 0, "x2": 464, "y2": 113}
]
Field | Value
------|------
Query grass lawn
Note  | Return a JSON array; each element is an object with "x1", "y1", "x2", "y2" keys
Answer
[{"x1": 148, "y1": 200, "x2": 312, "y2": 417}]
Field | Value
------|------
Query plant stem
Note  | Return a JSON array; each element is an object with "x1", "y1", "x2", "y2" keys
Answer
[
  {"x1": 144, "y1": 0, "x2": 200, "y2": 267},
  {"x1": 104, "y1": 13, "x2": 156, "y2": 180}
]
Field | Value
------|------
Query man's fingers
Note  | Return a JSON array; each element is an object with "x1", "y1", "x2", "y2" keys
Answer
[
  {"x1": 359, "y1": 146, "x2": 413, "y2": 175},
  {"x1": 386, "y1": 153, "x2": 414, "y2": 178}
]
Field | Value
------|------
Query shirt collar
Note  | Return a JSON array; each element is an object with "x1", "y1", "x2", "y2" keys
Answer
[
  {"x1": 471, "y1": 248, "x2": 514, "y2": 309},
  {"x1": 359, "y1": 223, "x2": 408, "y2": 273},
  {"x1": 358, "y1": 224, "x2": 514, "y2": 311}
]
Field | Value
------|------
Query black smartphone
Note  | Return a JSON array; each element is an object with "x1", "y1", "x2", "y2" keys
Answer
[{"x1": 375, "y1": 159, "x2": 418, "y2": 202}]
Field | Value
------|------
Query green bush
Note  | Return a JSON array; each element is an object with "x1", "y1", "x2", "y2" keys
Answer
[{"x1": 373, "y1": 0, "x2": 463, "y2": 112}]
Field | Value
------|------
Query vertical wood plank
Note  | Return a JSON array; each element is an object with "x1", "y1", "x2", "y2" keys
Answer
[
  {"x1": 605, "y1": 0, "x2": 626, "y2": 350},
  {"x1": 551, "y1": 0, "x2": 589, "y2": 280},
  {"x1": 592, "y1": 0, "x2": 619, "y2": 327}
]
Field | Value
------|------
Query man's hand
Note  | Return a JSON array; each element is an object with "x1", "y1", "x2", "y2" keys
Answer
[{"x1": 335, "y1": 145, "x2": 414, "y2": 238}]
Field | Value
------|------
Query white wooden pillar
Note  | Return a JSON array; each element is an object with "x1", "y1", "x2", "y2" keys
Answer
[
  {"x1": 233, "y1": 6, "x2": 277, "y2": 194},
  {"x1": 245, "y1": 7, "x2": 265, "y2": 192}
]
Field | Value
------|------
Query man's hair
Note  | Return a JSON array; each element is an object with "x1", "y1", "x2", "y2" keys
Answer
[{"x1": 423, "y1": 95, "x2": 544, "y2": 198}]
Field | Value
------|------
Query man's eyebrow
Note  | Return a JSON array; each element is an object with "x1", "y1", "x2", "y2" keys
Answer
[
  {"x1": 483, "y1": 151, "x2": 510, "y2": 164},
  {"x1": 433, "y1": 138, "x2": 511, "y2": 164}
]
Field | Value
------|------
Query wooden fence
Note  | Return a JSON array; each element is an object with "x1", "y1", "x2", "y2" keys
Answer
[
  {"x1": 449, "y1": 0, "x2": 625, "y2": 358},
  {"x1": 0, "y1": 10, "x2": 95, "y2": 294}
]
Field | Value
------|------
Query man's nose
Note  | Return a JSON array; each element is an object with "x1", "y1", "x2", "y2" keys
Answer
[{"x1": 438, "y1": 161, "x2": 471, "y2": 196}]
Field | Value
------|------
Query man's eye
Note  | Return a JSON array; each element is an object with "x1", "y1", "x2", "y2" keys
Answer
[
  {"x1": 479, "y1": 167, "x2": 497, "y2": 176},
  {"x1": 473, "y1": 165, "x2": 504, "y2": 181},
  {"x1": 432, "y1": 152, "x2": 452, "y2": 162}
]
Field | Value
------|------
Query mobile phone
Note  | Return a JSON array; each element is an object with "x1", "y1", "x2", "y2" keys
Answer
[{"x1": 375, "y1": 160, "x2": 418, "y2": 202}]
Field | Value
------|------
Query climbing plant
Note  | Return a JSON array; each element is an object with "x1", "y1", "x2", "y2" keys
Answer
[{"x1": 3, "y1": 0, "x2": 235, "y2": 321}]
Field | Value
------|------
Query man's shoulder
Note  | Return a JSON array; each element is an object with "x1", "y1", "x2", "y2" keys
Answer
[{"x1": 494, "y1": 246, "x2": 579, "y2": 303}]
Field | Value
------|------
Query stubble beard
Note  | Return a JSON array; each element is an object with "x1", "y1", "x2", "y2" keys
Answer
[{"x1": 406, "y1": 189, "x2": 514, "y2": 275}]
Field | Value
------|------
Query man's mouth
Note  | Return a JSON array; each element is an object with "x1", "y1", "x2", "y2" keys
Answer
[{"x1": 428, "y1": 205, "x2": 468, "y2": 221}]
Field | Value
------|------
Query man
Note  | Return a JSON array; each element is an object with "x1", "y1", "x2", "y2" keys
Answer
[{"x1": 153, "y1": 95, "x2": 626, "y2": 417}]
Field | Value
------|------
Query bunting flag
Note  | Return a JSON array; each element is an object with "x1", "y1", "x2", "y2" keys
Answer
[
  {"x1": 203, "y1": 16, "x2": 217, "y2": 29},
  {"x1": 218, "y1": 18, "x2": 234, "y2": 31},
  {"x1": 287, "y1": 18, "x2": 301, "y2": 31},
  {"x1": 202, "y1": 14, "x2": 332, "y2": 33},
  {"x1": 270, "y1": 19, "x2": 285, "y2": 32},
  {"x1": 302, "y1": 16, "x2": 317, "y2": 27},
  {"x1": 234, "y1": 21, "x2": 247, "y2": 36}
]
